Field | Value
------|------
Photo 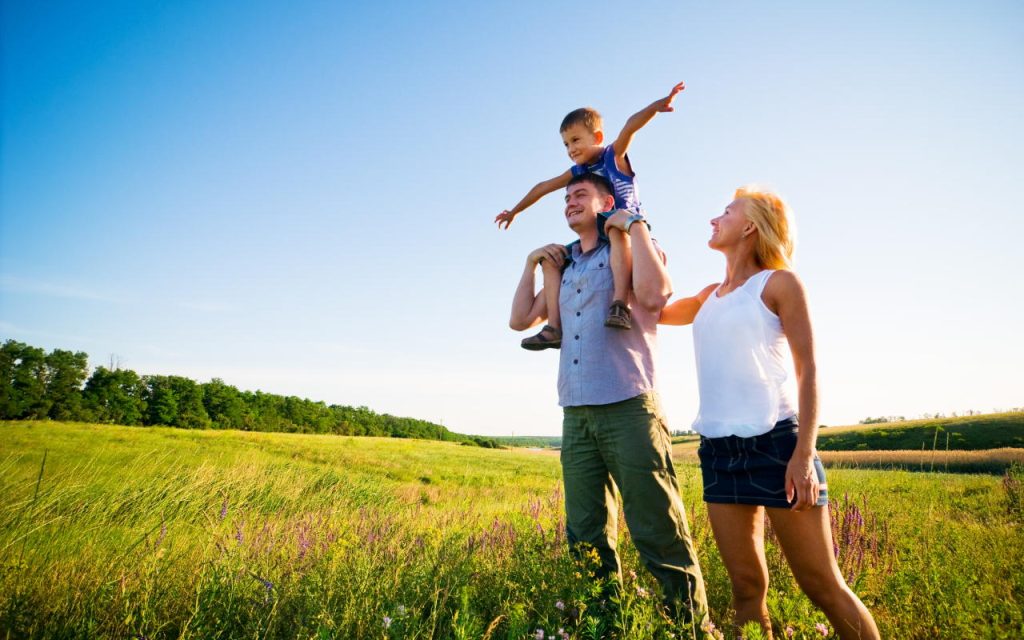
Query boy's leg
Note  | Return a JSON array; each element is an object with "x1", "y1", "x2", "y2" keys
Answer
[
  {"x1": 542, "y1": 257, "x2": 562, "y2": 330},
  {"x1": 605, "y1": 227, "x2": 633, "y2": 330},
  {"x1": 521, "y1": 257, "x2": 563, "y2": 350}
]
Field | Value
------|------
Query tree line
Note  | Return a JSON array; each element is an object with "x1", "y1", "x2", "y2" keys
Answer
[{"x1": 0, "y1": 339, "x2": 499, "y2": 447}]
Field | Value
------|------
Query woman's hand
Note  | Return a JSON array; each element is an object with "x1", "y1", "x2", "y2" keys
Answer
[{"x1": 785, "y1": 451, "x2": 820, "y2": 511}]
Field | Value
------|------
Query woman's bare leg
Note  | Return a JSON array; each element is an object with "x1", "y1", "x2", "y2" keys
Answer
[
  {"x1": 766, "y1": 507, "x2": 880, "y2": 640},
  {"x1": 707, "y1": 503, "x2": 773, "y2": 637}
]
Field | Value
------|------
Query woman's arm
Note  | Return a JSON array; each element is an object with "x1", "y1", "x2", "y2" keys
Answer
[
  {"x1": 659, "y1": 283, "x2": 718, "y2": 325},
  {"x1": 765, "y1": 270, "x2": 820, "y2": 511}
]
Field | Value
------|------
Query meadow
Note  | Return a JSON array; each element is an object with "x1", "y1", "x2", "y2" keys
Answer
[{"x1": 2, "y1": 421, "x2": 1023, "y2": 639}]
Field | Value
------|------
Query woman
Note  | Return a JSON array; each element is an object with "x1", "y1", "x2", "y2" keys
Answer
[{"x1": 660, "y1": 187, "x2": 880, "y2": 639}]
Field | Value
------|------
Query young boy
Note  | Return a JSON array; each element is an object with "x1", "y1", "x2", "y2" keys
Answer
[{"x1": 495, "y1": 82, "x2": 684, "y2": 350}]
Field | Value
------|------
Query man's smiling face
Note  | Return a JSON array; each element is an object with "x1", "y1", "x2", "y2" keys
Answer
[{"x1": 564, "y1": 181, "x2": 611, "y2": 232}]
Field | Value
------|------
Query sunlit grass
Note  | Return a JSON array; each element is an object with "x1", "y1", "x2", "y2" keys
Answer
[{"x1": 2, "y1": 421, "x2": 1022, "y2": 638}]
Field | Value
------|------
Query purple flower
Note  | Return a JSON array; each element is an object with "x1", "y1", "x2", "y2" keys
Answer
[
  {"x1": 396, "y1": 604, "x2": 406, "y2": 616},
  {"x1": 383, "y1": 616, "x2": 392, "y2": 629},
  {"x1": 534, "y1": 629, "x2": 545, "y2": 639},
  {"x1": 785, "y1": 626, "x2": 795, "y2": 638},
  {"x1": 635, "y1": 585, "x2": 649, "y2": 598},
  {"x1": 555, "y1": 600, "x2": 565, "y2": 611},
  {"x1": 816, "y1": 622, "x2": 830, "y2": 636},
  {"x1": 220, "y1": 496, "x2": 229, "y2": 520}
]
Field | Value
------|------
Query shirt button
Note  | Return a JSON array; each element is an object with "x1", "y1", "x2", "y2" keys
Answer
[
  {"x1": 576, "y1": 312, "x2": 581, "y2": 317},
  {"x1": 574, "y1": 335, "x2": 579, "y2": 340},
  {"x1": 599, "y1": 263, "x2": 604, "y2": 267},
  {"x1": 576, "y1": 288, "x2": 581, "y2": 294},
  {"x1": 573, "y1": 359, "x2": 579, "y2": 364}
]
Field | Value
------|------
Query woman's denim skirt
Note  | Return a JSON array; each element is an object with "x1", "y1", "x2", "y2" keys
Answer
[{"x1": 697, "y1": 416, "x2": 828, "y2": 509}]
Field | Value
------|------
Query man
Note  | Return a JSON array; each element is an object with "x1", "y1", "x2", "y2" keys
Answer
[{"x1": 509, "y1": 173, "x2": 709, "y2": 627}]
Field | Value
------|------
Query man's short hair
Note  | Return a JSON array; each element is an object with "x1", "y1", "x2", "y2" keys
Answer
[
  {"x1": 567, "y1": 172, "x2": 614, "y2": 199},
  {"x1": 560, "y1": 107, "x2": 603, "y2": 134}
]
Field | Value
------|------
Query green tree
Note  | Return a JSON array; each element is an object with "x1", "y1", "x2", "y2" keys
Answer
[
  {"x1": 144, "y1": 375, "x2": 178, "y2": 426},
  {"x1": 0, "y1": 340, "x2": 50, "y2": 419},
  {"x1": 202, "y1": 379, "x2": 246, "y2": 429},
  {"x1": 45, "y1": 349, "x2": 90, "y2": 421},
  {"x1": 167, "y1": 376, "x2": 210, "y2": 429},
  {"x1": 83, "y1": 367, "x2": 147, "y2": 425}
]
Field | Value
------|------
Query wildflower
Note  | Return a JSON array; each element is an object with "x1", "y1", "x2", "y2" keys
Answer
[
  {"x1": 635, "y1": 585, "x2": 649, "y2": 598},
  {"x1": 396, "y1": 604, "x2": 407, "y2": 616},
  {"x1": 534, "y1": 629, "x2": 545, "y2": 640},
  {"x1": 816, "y1": 622, "x2": 830, "y2": 636},
  {"x1": 555, "y1": 600, "x2": 565, "y2": 611},
  {"x1": 628, "y1": 569, "x2": 638, "y2": 580},
  {"x1": 220, "y1": 495, "x2": 229, "y2": 520},
  {"x1": 785, "y1": 626, "x2": 795, "y2": 638},
  {"x1": 558, "y1": 629, "x2": 569, "y2": 640},
  {"x1": 383, "y1": 616, "x2": 392, "y2": 629}
]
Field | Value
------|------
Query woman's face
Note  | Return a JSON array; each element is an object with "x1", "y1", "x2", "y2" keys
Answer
[{"x1": 709, "y1": 198, "x2": 751, "y2": 250}]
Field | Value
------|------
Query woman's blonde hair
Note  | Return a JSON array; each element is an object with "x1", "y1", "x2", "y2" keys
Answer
[{"x1": 734, "y1": 186, "x2": 795, "y2": 270}]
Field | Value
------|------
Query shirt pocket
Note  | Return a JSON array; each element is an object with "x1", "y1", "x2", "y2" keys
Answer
[{"x1": 585, "y1": 264, "x2": 614, "y2": 293}]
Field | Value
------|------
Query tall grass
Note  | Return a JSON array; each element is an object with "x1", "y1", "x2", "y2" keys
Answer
[{"x1": 2, "y1": 421, "x2": 1023, "y2": 638}]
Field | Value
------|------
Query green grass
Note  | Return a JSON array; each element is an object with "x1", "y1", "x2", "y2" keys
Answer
[
  {"x1": 816, "y1": 412, "x2": 1024, "y2": 451},
  {"x1": 2, "y1": 421, "x2": 1023, "y2": 639}
]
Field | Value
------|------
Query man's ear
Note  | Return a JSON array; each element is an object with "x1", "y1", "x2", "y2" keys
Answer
[
  {"x1": 603, "y1": 194, "x2": 616, "y2": 211},
  {"x1": 594, "y1": 130, "x2": 604, "y2": 144}
]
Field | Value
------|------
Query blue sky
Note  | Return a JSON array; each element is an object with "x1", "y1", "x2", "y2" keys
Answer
[{"x1": 2, "y1": 0, "x2": 1022, "y2": 435}]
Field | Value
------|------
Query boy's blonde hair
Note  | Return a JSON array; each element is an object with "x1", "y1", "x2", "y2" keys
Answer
[
  {"x1": 560, "y1": 107, "x2": 603, "y2": 134},
  {"x1": 733, "y1": 186, "x2": 795, "y2": 270}
]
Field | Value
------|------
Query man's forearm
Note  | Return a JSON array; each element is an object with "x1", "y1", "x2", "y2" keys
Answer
[
  {"x1": 630, "y1": 223, "x2": 672, "y2": 312},
  {"x1": 509, "y1": 261, "x2": 540, "y2": 330}
]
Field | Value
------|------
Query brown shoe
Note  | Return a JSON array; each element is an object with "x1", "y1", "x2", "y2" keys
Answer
[
  {"x1": 521, "y1": 325, "x2": 562, "y2": 350},
  {"x1": 604, "y1": 300, "x2": 632, "y2": 330}
]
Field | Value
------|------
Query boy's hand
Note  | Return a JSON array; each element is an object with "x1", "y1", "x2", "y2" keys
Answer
[
  {"x1": 652, "y1": 81, "x2": 685, "y2": 113},
  {"x1": 528, "y1": 244, "x2": 568, "y2": 269},
  {"x1": 495, "y1": 209, "x2": 518, "y2": 230}
]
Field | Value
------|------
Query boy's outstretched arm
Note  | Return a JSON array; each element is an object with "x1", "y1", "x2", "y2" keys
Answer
[
  {"x1": 495, "y1": 169, "x2": 573, "y2": 229},
  {"x1": 611, "y1": 81, "x2": 685, "y2": 171}
]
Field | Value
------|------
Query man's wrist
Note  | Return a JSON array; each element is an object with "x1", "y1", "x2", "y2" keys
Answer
[{"x1": 624, "y1": 213, "x2": 646, "y2": 233}]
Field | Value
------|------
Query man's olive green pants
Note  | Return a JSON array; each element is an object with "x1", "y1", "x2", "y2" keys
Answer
[{"x1": 561, "y1": 392, "x2": 709, "y2": 625}]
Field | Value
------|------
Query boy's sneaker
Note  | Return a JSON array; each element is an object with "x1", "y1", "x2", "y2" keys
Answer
[
  {"x1": 521, "y1": 325, "x2": 562, "y2": 351},
  {"x1": 604, "y1": 300, "x2": 632, "y2": 330}
]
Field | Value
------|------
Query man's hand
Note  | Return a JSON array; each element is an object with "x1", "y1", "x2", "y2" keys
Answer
[
  {"x1": 495, "y1": 210, "x2": 518, "y2": 230},
  {"x1": 651, "y1": 81, "x2": 685, "y2": 113},
  {"x1": 528, "y1": 244, "x2": 568, "y2": 269}
]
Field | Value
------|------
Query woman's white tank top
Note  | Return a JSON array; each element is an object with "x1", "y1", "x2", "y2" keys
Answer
[{"x1": 691, "y1": 270, "x2": 797, "y2": 437}]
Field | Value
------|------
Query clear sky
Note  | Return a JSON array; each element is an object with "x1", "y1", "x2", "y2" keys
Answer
[{"x1": 2, "y1": 0, "x2": 1022, "y2": 436}]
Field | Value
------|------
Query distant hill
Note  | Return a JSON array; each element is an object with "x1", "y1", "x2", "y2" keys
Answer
[
  {"x1": 817, "y1": 412, "x2": 1024, "y2": 451},
  {"x1": 489, "y1": 435, "x2": 562, "y2": 449}
]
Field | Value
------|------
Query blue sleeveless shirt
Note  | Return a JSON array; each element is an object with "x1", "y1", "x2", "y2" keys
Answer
[{"x1": 570, "y1": 145, "x2": 642, "y2": 214}]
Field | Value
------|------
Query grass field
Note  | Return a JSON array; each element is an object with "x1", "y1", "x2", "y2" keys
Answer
[
  {"x1": 2, "y1": 421, "x2": 1023, "y2": 639},
  {"x1": 669, "y1": 412, "x2": 1024, "y2": 474},
  {"x1": 815, "y1": 412, "x2": 1024, "y2": 451}
]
